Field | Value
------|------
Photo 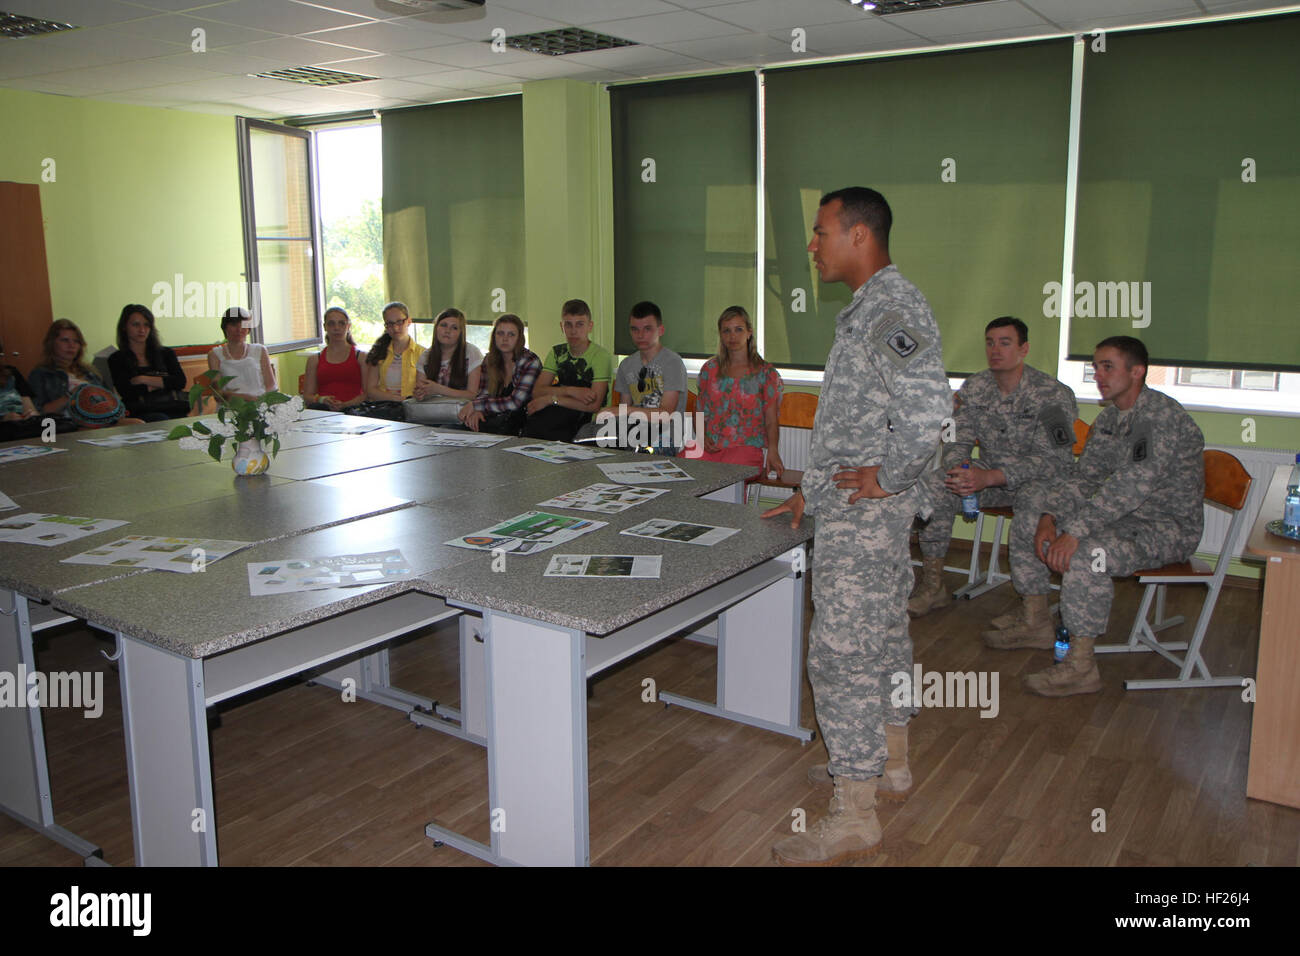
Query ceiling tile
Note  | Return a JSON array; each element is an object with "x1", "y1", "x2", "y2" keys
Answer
[
  {"x1": 120, "y1": 1, "x2": 241, "y2": 14},
  {"x1": 783, "y1": 16, "x2": 936, "y2": 56},
  {"x1": 347, "y1": 54, "x2": 459, "y2": 77},
  {"x1": 559, "y1": 45, "x2": 710, "y2": 73},
  {"x1": 188, "y1": 0, "x2": 373, "y2": 34},
  {"x1": 114, "y1": 13, "x2": 279, "y2": 47},
  {"x1": 220, "y1": 34, "x2": 380, "y2": 64},
  {"x1": 702, "y1": 0, "x2": 867, "y2": 32},
  {"x1": 402, "y1": 66, "x2": 514, "y2": 89},
  {"x1": 658, "y1": 32, "x2": 800, "y2": 64},
  {"x1": 585, "y1": 10, "x2": 750, "y2": 44},
  {"x1": 300, "y1": 19, "x2": 462, "y2": 53},
  {"x1": 477, "y1": 57, "x2": 626, "y2": 80},
  {"x1": 399, "y1": 40, "x2": 540, "y2": 68},
  {"x1": 0, "y1": 75, "x2": 103, "y2": 96},
  {"x1": 20, "y1": 58, "x2": 225, "y2": 93},
  {"x1": 402, "y1": 8, "x2": 568, "y2": 40},
  {"x1": 496, "y1": 0, "x2": 680, "y2": 23},
  {"x1": 4, "y1": 0, "x2": 159, "y2": 28},
  {"x1": 1021, "y1": 0, "x2": 1201, "y2": 28},
  {"x1": 150, "y1": 49, "x2": 288, "y2": 76},
  {"x1": 882, "y1": 1, "x2": 1052, "y2": 41}
]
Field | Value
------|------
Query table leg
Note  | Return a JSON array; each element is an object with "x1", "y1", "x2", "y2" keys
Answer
[
  {"x1": 1247, "y1": 555, "x2": 1300, "y2": 808},
  {"x1": 117, "y1": 633, "x2": 217, "y2": 866},
  {"x1": 0, "y1": 590, "x2": 102, "y2": 863},
  {"x1": 426, "y1": 610, "x2": 588, "y2": 866}
]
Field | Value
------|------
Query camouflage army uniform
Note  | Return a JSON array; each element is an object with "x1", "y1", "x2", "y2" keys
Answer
[
  {"x1": 1009, "y1": 386, "x2": 1204, "y2": 636},
  {"x1": 801, "y1": 265, "x2": 951, "y2": 780},
  {"x1": 919, "y1": 364, "x2": 1077, "y2": 593}
]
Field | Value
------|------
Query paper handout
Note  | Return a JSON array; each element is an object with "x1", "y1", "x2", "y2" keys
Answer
[
  {"x1": 504, "y1": 441, "x2": 612, "y2": 464},
  {"x1": 543, "y1": 554, "x2": 662, "y2": 579},
  {"x1": 78, "y1": 430, "x2": 170, "y2": 447},
  {"x1": 536, "y1": 482, "x2": 669, "y2": 515},
  {"x1": 248, "y1": 549, "x2": 412, "y2": 595},
  {"x1": 62, "y1": 534, "x2": 252, "y2": 571},
  {"x1": 597, "y1": 460, "x2": 691, "y2": 484},
  {"x1": 447, "y1": 511, "x2": 606, "y2": 556},
  {"x1": 0, "y1": 513, "x2": 128, "y2": 547},
  {"x1": 0, "y1": 446, "x2": 66, "y2": 465},
  {"x1": 619, "y1": 518, "x2": 740, "y2": 547},
  {"x1": 405, "y1": 431, "x2": 509, "y2": 448}
]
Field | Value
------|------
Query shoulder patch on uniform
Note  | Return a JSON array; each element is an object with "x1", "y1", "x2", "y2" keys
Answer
[
  {"x1": 1129, "y1": 424, "x2": 1151, "y2": 463},
  {"x1": 1038, "y1": 406, "x2": 1074, "y2": 448},
  {"x1": 873, "y1": 313, "x2": 931, "y2": 368}
]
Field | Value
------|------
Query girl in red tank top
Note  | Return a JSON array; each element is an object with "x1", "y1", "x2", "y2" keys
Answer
[{"x1": 304, "y1": 307, "x2": 364, "y2": 410}]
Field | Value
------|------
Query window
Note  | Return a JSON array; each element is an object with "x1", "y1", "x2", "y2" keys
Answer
[{"x1": 317, "y1": 123, "x2": 384, "y2": 347}]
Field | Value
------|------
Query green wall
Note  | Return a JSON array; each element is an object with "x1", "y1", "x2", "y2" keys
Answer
[{"x1": 0, "y1": 88, "x2": 243, "y2": 359}]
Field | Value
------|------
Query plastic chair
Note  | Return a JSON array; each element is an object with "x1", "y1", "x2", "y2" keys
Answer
[
  {"x1": 1095, "y1": 449, "x2": 1252, "y2": 690},
  {"x1": 743, "y1": 392, "x2": 818, "y2": 505}
]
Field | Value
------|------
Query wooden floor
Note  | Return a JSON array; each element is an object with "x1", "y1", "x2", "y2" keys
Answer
[{"x1": 3, "y1": 557, "x2": 1296, "y2": 867}]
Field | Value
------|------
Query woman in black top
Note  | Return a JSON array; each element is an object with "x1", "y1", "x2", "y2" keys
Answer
[
  {"x1": 107, "y1": 304, "x2": 189, "y2": 421},
  {"x1": 0, "y1": 343, "x2": 44, "y2": 442}
]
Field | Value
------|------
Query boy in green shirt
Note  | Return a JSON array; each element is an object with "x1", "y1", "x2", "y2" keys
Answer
[{"x1": 523, "y1": 298, "x2": 613, "y2": 442}]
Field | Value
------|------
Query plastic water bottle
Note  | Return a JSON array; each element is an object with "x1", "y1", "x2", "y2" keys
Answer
[
  {"x1": 1284, "y1": 453, "x2": 1300, "y2": 535},
  {"x1": 960, "y1": 462, "x2": 979, "y2": 521},
  {"x1": 1054, "y1": 626, "x2": 1071, "y2": 663}
]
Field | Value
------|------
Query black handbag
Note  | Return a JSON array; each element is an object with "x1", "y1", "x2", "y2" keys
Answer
[{"x1": 344, "y1": 400, "x2": 407, "y2": 422}]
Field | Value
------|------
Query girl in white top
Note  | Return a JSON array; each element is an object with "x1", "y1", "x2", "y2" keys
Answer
[{"x1": 208, "y1": 307, "x2": 276, "y2": 400}]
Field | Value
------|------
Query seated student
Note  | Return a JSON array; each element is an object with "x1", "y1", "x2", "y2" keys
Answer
[
  {"x1": 609, "y1": 300, "x2": 688, "y2": 454},
  {"x1": 909, "y1": 316, "x2": 1077, "y2": 617},
  {"x1": 523, "y1": 298, "x2": 611, "y2": 442},
  {"x1": 692, "y1": 305, "x2": 783, "y2": 471},
  {"x1": 360, "y1": 301, "x2": 425, "y2": 407},
  {"x1": 457, "y1": 314, "x2": 540, "y2": 435},
  {"x1": 986, "y1": 336, "x2": 1204, "y2": 698},
  {"x1": 405, "y1": 307, "x2": 483, "y2": 424},
  {"x1": 0, "y1": 342, "x2": 43, "y2": 442},
  {"x1": 107, "y1": 304, "x2": 190, "y2": 422},
  {"x1": 29, "y1": 319, "x2": 126, "y2": 430},
  {"x1": 208, "y1": 307, "x2": 276, "y2": 401},
  {"x1": 304, "y1": 307, "x2": 365, "y2": 411}
]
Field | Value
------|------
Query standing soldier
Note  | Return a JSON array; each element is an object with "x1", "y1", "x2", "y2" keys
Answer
[
  {"x1": 909, "y1": 316, "x2": 1077, "y2": 617},
  {"x1": 990, "y1": 336, "x2": 1204, "y2": 696},
  {"x1": 764, "y1": 187, "x2": 950, "y2": 864}
]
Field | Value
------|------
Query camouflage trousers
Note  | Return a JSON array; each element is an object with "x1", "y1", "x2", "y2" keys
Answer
[
  {"x1": 916, "y1": 469, "x2": 1037, "y2": 583},
  {"x1": 1009, "y1": 483, "x2": 1196, "y2": 637},
  {"x1": 808, "y1": 488, "x2": 918, "y2": 780}
]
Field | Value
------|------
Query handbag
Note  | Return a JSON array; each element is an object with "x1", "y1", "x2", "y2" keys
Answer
[
  {"x1": 344, "y1": 400, "x2": 407, "y2": 422},
  {"x1": 402, "y1": 397, "x2": 463, "y2": 425}
]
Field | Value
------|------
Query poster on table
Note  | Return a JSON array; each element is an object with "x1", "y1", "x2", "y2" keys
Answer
[
  {"x1": 504, "y1": 441, "x2": 612, "y2": 464},
  {"x1": 619, "y1": 518, "x2": 740, "y2": 547},
  {"x1": 62, "y1": 534, "x2": 252, "y2": 571},
  {"x1": 0, "y1": 513, "x2": 128, "y2": 547},
  {"x1": 447, "y1": 511, "x2": 606, "y2": 555},
  {"x1": 0, "y1": 446, "x2": 66, "y2": 465},
  {"x1": 597, "y1": 460, "x2": 692, "y2": 484},
  {"x1": 78, "y1": 430, "x2": 170, "y2": 447},
  {"x1": 292, "y1": 420, "x2": 386, "y2": 436},
  {"x1": 247, "y1": 549, "x2": 412, "y2": 596},
  {"x1": 543, "y1": 554, "x2": 662, "y2": 579},
  {"x1": 405, "y1": 431, "x2": 509, "y2": 448},
  {"x1": 536, "y1": 482, "x2": 669, "y2": 515}
]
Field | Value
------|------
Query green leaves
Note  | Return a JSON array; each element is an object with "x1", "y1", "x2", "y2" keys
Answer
[
  {"x1": 207, "y1": 434, "x2": 224, "y2": 462},
  {"x1": 166, "y1": 424, "x2": 192, "y2": 441}
]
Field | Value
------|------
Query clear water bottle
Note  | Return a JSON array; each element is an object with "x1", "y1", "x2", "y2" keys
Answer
[
  {"x1": 960, "y1": 461, "x2": 979, "y2": 521},
  {"x1": 1284, "y1": 453, "x2": 1300, "y2": 535},
  {"x1": 1054, "y1": 626, "x2": 1071, "y2": 663}
]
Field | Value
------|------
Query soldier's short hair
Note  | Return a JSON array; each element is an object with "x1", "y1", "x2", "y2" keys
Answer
[
  {"x1": 1096, "y1": 335, "x2": 1149, "y2": 378},
  {"x1": 820, "y1": 187, "x2": 892, "y2": 250},
  {"x1": 985, "y1": 316, "x2": 1029, "y2": 345}
]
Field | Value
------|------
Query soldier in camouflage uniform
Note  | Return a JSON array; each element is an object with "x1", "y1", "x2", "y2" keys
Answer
[
  {"x1": 910, "y1": 316, "x2": 1077, "y2": 616},
  {"x1": 991, "y1": 336, "x2": 1204, "y2": 696},
  {"x1": 764, "y1": 187, "x2": 950, "y2": 864}
]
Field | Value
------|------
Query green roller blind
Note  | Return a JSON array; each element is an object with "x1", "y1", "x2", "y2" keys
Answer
[
  {"x1": 610, "y1": 74, "x2": 757, "y2": 357},
  {"x1": 764, "y1": 41, "x2": 1072, "y2": 374},
  {"x1": 1070, "y1": 15, "x2": 1300, "y2": 371},
  {"x1": 381, "y1": 97, "x2": 525, "y2": 325}
]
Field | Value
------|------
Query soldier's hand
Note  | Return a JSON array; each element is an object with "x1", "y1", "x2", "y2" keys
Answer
[
  {"x1": 1033, "y1": 514, "x2": 1057, "y2": 566},
  {"x1": 762, "y1": 491, "x2": 805, "y2": 529},
  {"x1": 834, "y1": 465, "x2": 890, "y2": 503},
  {"x1": 1045, "y1": 532, "x2": 1079, "y2": 574}
]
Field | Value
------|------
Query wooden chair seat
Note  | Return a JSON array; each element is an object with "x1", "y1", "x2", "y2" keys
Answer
[{"x1": 980, "y1": 505, "x2": 1014, "y2": 518}]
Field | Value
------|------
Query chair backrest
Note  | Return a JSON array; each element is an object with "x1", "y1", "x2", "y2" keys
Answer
[
  {"x1": 1072, "y1": 418, "x2": 1090, "y2": 457},
  {"x1": 610, "y1": 388, "x2": 622, "y2": 407},
  {"x1": 1203, "y1": 449, "x2": 1252, "y2": 512},
  {"x1": 779, "y1": 391, "x2": 818, "y2": 429}
]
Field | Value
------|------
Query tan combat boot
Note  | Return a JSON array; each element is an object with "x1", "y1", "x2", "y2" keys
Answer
[
  {"x1": 806, "y1": 724, "x2": 912, "y2": 801},
  {"x1": 1024, "y1": 634, "x2": 1102, "y2": 697},
  {"x1": 981, "y1": 594, "x2": 1055, "y2": 649},
  {"x1": 773, "y1": 776, "x2": 882, "y2": 866},
  {"x1": 988, "y1": 598, "x2": 1027, "y2": 631},
  {"x1": 907, "y1": 557, "x2": 953, "y2": 618}
]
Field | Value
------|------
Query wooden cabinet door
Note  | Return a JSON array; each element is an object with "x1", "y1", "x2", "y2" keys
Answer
[{"x1": 0, "y1": 182, "x2": 55, "y2": 375}]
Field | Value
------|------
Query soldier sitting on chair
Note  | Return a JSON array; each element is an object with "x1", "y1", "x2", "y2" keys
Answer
[
  {"x1": 985, "y1": 335, "x2": 1205, "y2": 697},
  {"x1": 909, "y1": 316, "x2": 1077, "y2": 617}
]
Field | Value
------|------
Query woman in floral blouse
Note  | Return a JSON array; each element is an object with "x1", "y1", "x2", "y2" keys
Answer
[{"x1": 692, "y1": 305, "x2": 783, "y2": 476}]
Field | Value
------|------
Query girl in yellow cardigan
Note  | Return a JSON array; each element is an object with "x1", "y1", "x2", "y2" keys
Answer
[{"x1": 362, "y1": 301, "x2": 425, "y2": 401}]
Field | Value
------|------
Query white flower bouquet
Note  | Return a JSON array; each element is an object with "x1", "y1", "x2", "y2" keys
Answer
[{"x1": 168, "y1": 375, "x2": 304, "y2": 462}]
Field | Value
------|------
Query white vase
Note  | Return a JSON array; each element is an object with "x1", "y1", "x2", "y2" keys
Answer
[{"x1": 232, "y1": 438, "x2": 270, "y2": 476}]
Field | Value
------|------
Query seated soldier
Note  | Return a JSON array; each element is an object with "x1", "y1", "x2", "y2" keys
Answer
[
  {"x1": 910, "y1": 316, "x2": 1077, "y2": 616},
  {"x1": 984, "y1": 336, "x2": 1205, "y2": 697}
]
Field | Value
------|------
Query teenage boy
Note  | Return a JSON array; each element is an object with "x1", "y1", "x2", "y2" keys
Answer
[
  {"x1": 523, "y1": 299, "x2": 612, "y2": 442},
  {"x1": 609, "y1": 301, "x2": 688, "y2": 454}
]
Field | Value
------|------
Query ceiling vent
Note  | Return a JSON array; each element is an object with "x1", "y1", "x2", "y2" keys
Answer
[
  {"x1": 252, "y1": 66, "x2": 377, "y2": 86},
  {"x1": 497, "y1": 27, "x2": 637, "y2": 56},
  {"x1": 0, "y1": 12, "x2": 78, "y2": 38}
]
